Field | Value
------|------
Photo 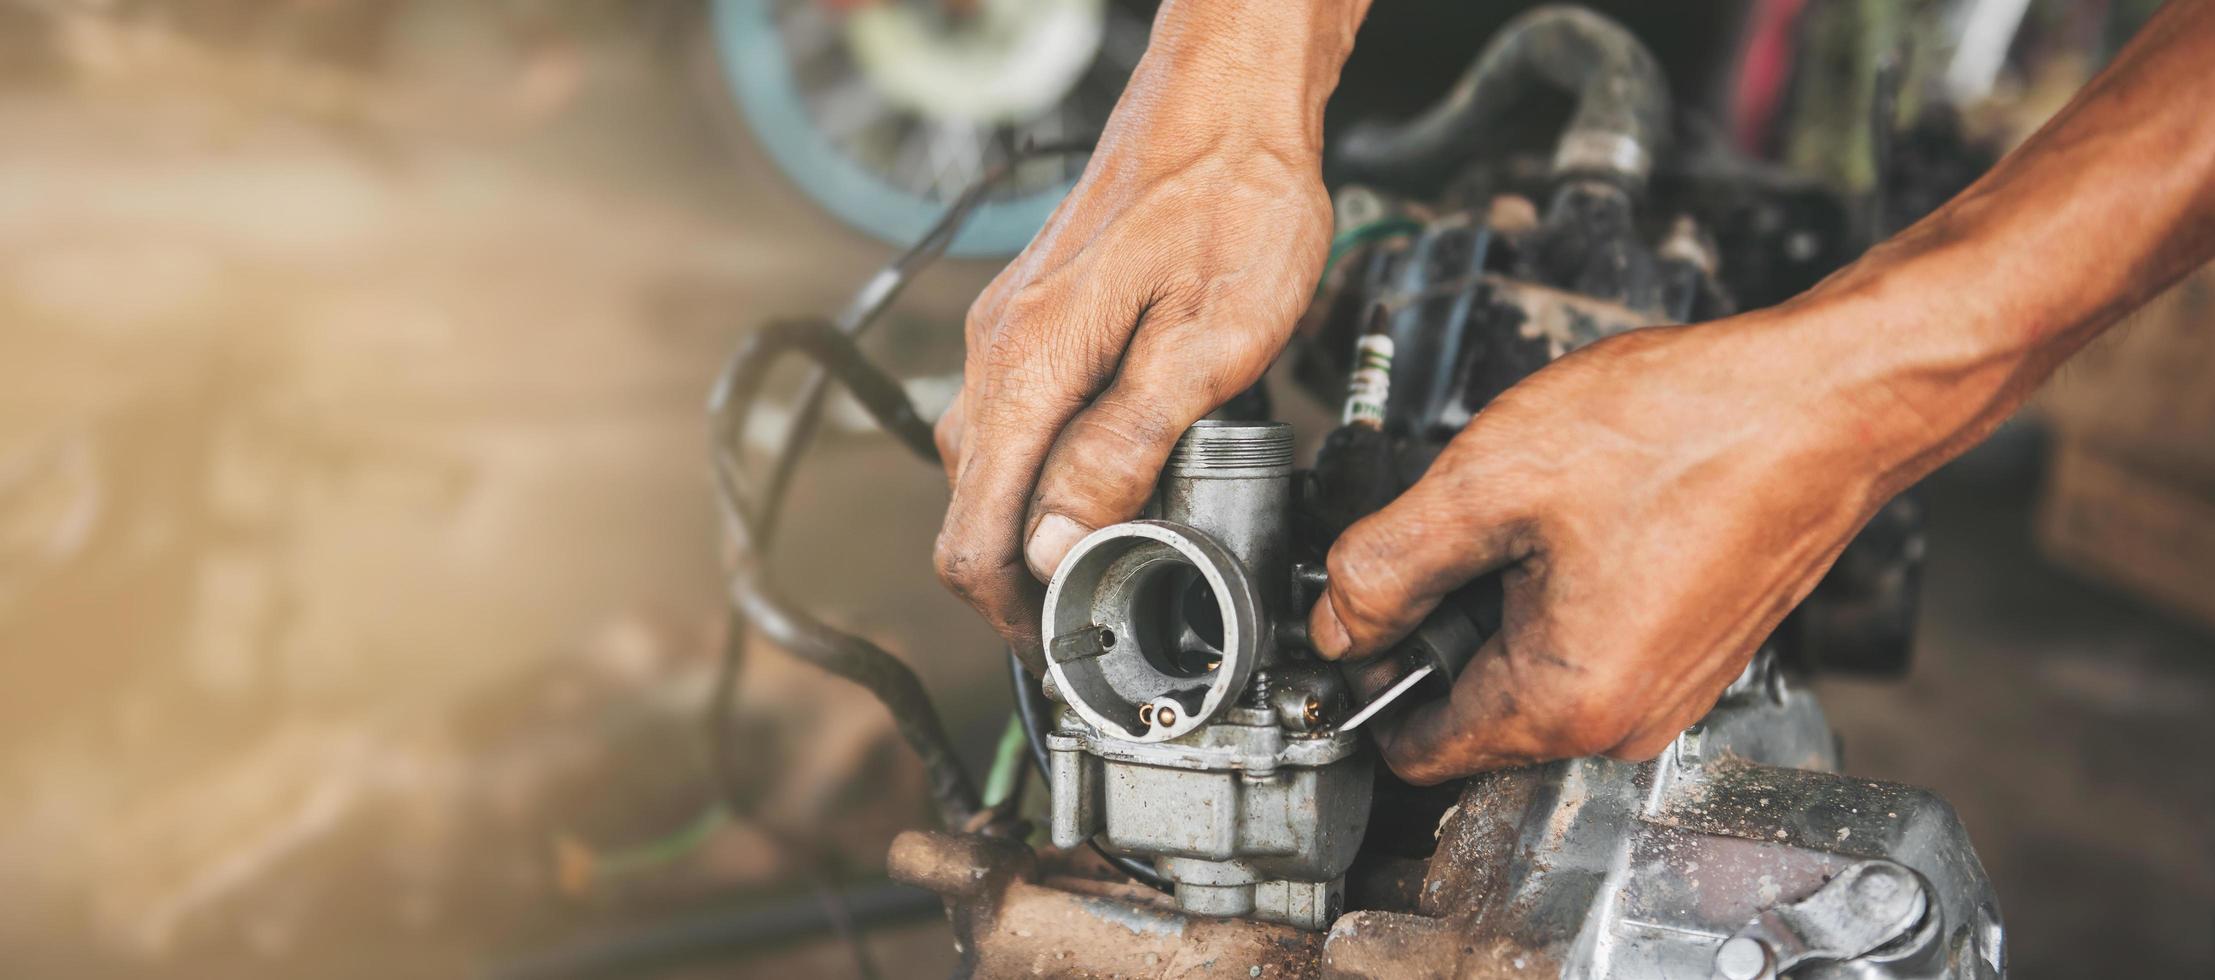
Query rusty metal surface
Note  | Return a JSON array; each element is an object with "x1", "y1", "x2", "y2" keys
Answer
[
  {"x1": 890, "y1": 830, "x2": 1323, "y2": 979},
  {"x1": 898, "y1": 658, "x2": 1999, "y2": 980}
]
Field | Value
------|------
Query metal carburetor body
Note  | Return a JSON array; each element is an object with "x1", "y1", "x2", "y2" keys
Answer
[{"x1": 1042, "y1": 421, "x2": 1369, "y2": 929}]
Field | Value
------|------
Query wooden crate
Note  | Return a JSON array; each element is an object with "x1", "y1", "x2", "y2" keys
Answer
[
  {"x1": 2038, "y1": 439, "x2": 2215, "y2": 631},
  {"x1": 2035, "y1": 264, "x2": 2215, "y2": 632}
]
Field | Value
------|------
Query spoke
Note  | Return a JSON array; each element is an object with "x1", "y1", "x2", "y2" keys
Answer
[
  {"x1": 809, "y1": 74, "x2": 889, "y2": 146},
  {"x1": 924, "y1": 121, "x2": 986, "y2": 202}
]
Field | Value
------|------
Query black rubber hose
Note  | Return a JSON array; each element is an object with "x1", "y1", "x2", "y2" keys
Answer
[
  {"x1": 1007, "y1": 650, "x2": 1054, "y2": 784},
  {"x1": 1331, "y1": 5, "x2": 1669, "y2": 191},
  {"x1": 708, "y1": 316, "x2": 941, "y2": 520},
  {"x1": 1006, "y1": 651, "x2": 1173, "y2": 892},
  {"x1": 728, "y1": 565, "x2": 980, "y2": 827},
  {"x1": 705, "y1": 318, "x2": 963, "y2": 824},
  {"x1": 748, "y1": 138, "x2": 1097, "y2": 553},
  {"x1": 699, "y1": 136, "x2": 1095, "y2": 980}
]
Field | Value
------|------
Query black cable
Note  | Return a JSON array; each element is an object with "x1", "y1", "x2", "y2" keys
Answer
[
  {"x1": 750, "y1": 137, "x2": 1098, "y2": 551},
  {"x1": 1007, "y1": 649, "x2": 1054, "y2": 781},
  {"x1": 706, "y1": 140, "x2": 1097, "y2": 828},
  {"x1": 699, "y1": 139, "x2": 1101, "y2": 978},
  {"x1": 698, "y1": 311, "x2": 958, "y2": 980},
  {"x1": 708, "y1": 317, "x2": 940, "y2": 526},
  {"x1": 731, "y1": 566, "x2": 977, "y2": 825},
  {"x1": 705, "y1": 319, "x2": 972, "y2": 830},
  {"x1": 1007, "y1": 651, "x2": 1174, "y2": 892},
  {"x1": 701, "y1": 621, "x2": 883, "y2": 980}
]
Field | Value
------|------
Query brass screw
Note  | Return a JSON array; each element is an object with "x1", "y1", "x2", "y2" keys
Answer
[
  {"x1": 1157, "y1": 706, "x2": 1177, "y2": 727},
  {"x1": 1302, "y1": 696, "x2": 1324, "y2": 728}
]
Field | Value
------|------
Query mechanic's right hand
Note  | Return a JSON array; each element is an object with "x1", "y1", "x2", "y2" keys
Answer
[{"x1": 932, "y1": 1, "x2": 1356, "y2": 665}]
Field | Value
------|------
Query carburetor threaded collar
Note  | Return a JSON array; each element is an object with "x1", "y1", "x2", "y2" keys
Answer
[{"x1": 1167, "y1": 420, "x2": 1295, "y2": 475}]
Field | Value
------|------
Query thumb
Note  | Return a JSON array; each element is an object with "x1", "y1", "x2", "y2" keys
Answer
[
  {"x1": 1021, "y1": 312, "x2": 1277, "y2": 581},
  {"x1": 1310, "y1": 456, "x2": 1530, "y2": 661}
]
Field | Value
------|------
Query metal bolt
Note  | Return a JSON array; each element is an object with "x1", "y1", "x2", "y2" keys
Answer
[
  {"x1": 1714, "y1": 936, "x2": 1770, "y2": 980},
  {"x1": 1676, "y1": 723, "x2": 1706, "y2": 766},
  {"x1": 1302, "y1": 696, "x2": 1324, "y2": 728},
  {"x1": 1157, "y1": 707, "x2": 1177, "y2": 727}
]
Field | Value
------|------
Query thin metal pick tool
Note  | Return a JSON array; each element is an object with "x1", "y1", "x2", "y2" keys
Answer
[{"x1": 1336, "y1": 663, "x2": 1435, "y2": 732}]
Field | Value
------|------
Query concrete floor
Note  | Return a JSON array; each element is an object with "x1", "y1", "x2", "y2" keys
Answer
[{"x1": 0, "y1": 7, "x2": 2206, "y2": 979}]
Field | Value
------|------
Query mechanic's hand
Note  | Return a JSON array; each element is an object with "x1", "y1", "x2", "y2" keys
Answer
[
  {"x1": 1309, "y1": 302, "x2": 1922, "y2": 784},
  {"x1": 935, "y1": 2, "x2": 1358, "y2": 664},
  {"x1": 1294, "y1": 0, "x2": 2215, "y2": 784}
]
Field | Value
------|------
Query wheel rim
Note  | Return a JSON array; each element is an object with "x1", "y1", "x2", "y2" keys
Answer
[{"x1": 708, "y1": 0, "x2": 1143, "y2": 257}]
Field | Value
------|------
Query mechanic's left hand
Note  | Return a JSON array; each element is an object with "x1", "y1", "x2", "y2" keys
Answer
[{"x1": 1307, "y1": 297, "x2": 1928, "y2": 784}]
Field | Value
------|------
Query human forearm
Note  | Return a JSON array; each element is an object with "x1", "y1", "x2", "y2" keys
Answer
[
  {"x1": 1306, "y1": 0, "x2": 2215, "y2": 781},
  {"x1": 1806, "y1": 0, "x2": 2215, "y2": 490},
  {"x1": 1111, "y1": 0, "x2": 1371, "y2": 155}
]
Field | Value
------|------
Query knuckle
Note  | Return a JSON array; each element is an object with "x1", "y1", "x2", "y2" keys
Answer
[
  {"x1": 1326, "y1": 530, "x2": 1418, "y2": 631},
  {"x1": 999, "y1": 280, "x2": 1064, "y2": 332},
  {"x1": 1385, "y1": 724, "x2": 1484, "y2": 785},
  {"x1": 1070, "y1": 396, "x2": 1177, "y2": 461},
  {"x1": 1549, "y1": 690, "x2": 1637, "y2": 759},
  {"x1": 1383, "y1": 757, "x2": 1434, "y2": 786},
  {"x1": 1602, "y1": 730, "x2": 1672, "y2": 762},
  {"x1": 962, "y1": 303, "x2": 992, "y2": 340},
  {"x1": 1383, "y1": 750, "x2": 1453, "y2": 787},
  {"x1": 963, "y1": 298, "x2": 1003, "y2": 345},
  {"x1": 932, "y1": 408, "x2": 963, "y2": 458},
  {"x1": 931, "y1": 534, "x2": 990, "y2": 604},
  {"x1": 965, "y1": 273, "x2": 1019, "y2": 340}
]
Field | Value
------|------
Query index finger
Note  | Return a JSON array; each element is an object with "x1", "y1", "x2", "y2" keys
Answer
[
  {"x1": 933, "y1": 289, "x2": 1137, "y2": 668},
  {"x1": 1369, "y1": 628, "x2": 1632, "y2": 784}
]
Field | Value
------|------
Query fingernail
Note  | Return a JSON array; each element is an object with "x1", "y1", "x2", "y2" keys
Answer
[
  {"x1": 1310, "y1": 595, "x2": 1352, "y2": 660},
  {"x1": 1025, "y1": 514, "x2": 1090, "y2": 581}
]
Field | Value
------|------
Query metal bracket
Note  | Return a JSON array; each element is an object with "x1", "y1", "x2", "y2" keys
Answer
[{"x1": 1712, "y1": 860, "x2": 1932, "y2": 979}]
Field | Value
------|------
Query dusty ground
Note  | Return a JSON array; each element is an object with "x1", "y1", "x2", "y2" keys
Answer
[{"x1": 0, "y1": 5, "x2": 2207, "y2": 979}]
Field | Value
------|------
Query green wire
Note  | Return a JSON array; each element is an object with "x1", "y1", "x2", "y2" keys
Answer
[
  {"x1": 592, "y1": 801, "x2": 733, "y2": 878},
  {"x1": 1318, "y1": 217, "x2": 1423, "y2": 292},
  {"x1": 981, "y1": 713, "x2": 1031, "y2": 808}
]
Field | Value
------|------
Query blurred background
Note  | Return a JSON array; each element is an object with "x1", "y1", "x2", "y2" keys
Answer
[{"x1": 0, "y1": 1, "x2": 2206, "y2": 978}]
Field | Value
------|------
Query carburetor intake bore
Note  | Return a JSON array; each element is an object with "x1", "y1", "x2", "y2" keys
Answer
[{"x1": 1043, "y1": 421, "x2": 1293, "y2": 742}]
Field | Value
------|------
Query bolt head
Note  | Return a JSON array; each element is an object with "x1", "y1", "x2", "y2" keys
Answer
[{"x1": 1715, "y1": 937, "x2": 1770, "y2": 980}]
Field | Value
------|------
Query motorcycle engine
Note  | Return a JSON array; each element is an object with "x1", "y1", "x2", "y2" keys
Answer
[{"x1": 896, "y1": 8, "x2": 2002, "y2": 979}]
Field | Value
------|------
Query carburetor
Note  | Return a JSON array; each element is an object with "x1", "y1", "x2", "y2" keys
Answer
[{"x1": 1041, "y1": 420, "x2": 1370, "y2": 929}]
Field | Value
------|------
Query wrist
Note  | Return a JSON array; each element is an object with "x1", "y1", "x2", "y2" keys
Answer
[
  {"x1": 1743, "y1": 257, "x2": 2033, "y2": 504},
  {"x1": 1121, "y1": 0, "x2": 1370, "y2": 155}
]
